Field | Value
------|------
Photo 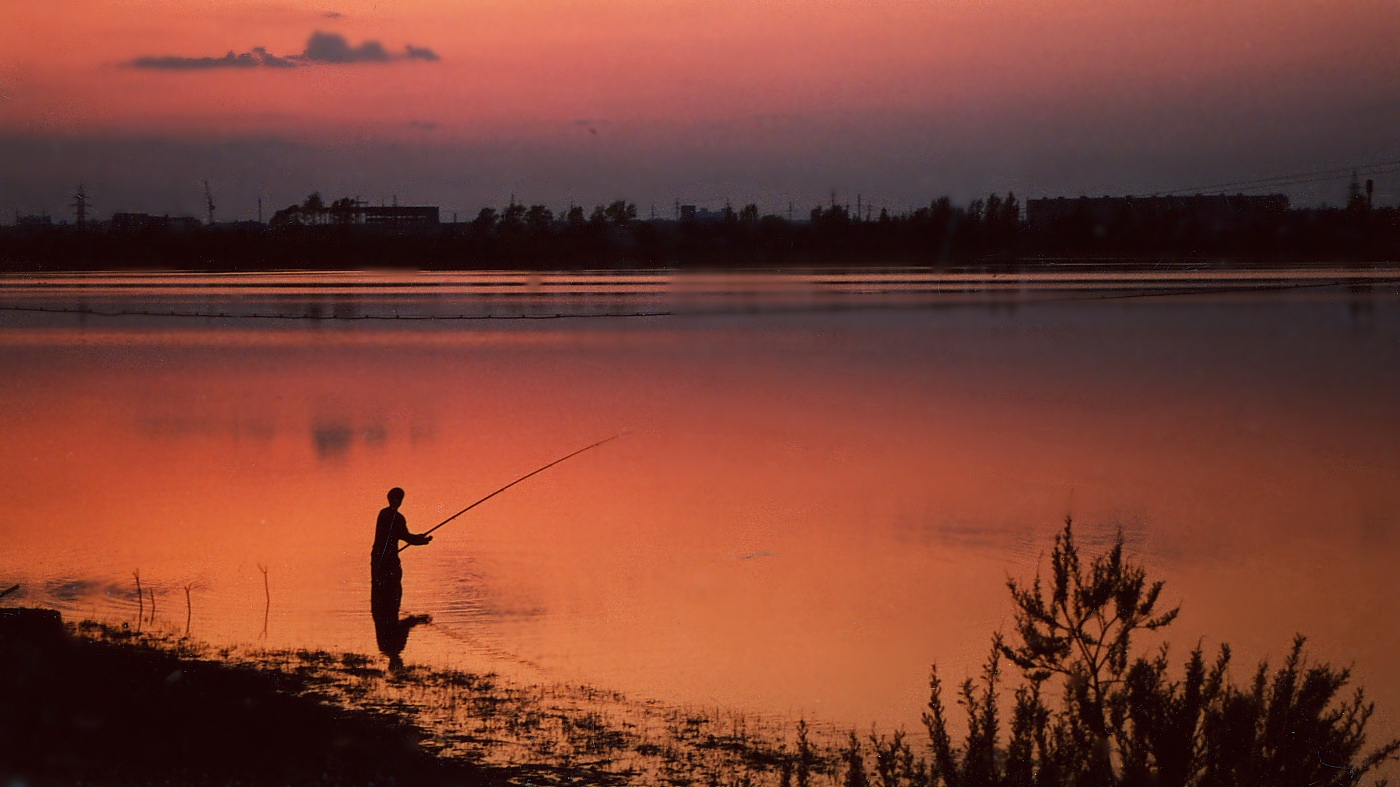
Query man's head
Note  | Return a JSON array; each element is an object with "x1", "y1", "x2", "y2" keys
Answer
[{"x1": 387, "y1": 487, "x2": 405, "y2": 508}]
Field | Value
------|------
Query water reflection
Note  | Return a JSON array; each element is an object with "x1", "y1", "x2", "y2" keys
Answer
[
  {"x1": 311, "y1": 419, "x2": 388, "y2": 460},
  {"x1": 371, "y1": 582, "x2": 431, "y2": 671},
  {"x1": 140, "y1": 415, "x2": 277, "y2": 440},
  {"x1": 0, "y1": 270, "x2": 1397, "y2": 745}
]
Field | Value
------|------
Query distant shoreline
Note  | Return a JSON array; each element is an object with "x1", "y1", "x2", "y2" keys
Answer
[
  {"x1": 2, "y1": 255, "x2": 1399, "y2": 275},
  {"x1": 3, "y1": 194, "x2": 1398, "y2": 272}
]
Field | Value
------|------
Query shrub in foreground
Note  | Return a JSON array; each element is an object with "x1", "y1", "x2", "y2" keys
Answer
[{"x1": 844, "y1": 519, "x2": 1399, "y2": 787}]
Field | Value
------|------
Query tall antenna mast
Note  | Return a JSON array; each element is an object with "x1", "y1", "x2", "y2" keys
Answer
[{"x1": 72, "y1": 184, "x2": 90, "y2": 227}]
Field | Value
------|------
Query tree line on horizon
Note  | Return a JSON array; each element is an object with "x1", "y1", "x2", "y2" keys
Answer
[{"x1": 3, "y1": 189, "x2": 1398, "y2": 270}]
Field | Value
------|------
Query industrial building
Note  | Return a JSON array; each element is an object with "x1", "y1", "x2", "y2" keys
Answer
[
  {"x1": 1025, "y1": 194, "x2": 1290, "y2": 229},
  {"x1": 353, "y1": 205, "x2": 440, "y2": 228}
]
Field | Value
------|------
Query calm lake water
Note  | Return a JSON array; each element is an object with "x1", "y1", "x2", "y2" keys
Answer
[{"x1": 2, "y1": 267, "x2": 1398, "y2": 742}]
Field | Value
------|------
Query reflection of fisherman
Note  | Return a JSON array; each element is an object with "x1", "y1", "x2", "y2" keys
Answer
[{"x1": 371, "y1": 487, "x2": 432, "y2": 668}]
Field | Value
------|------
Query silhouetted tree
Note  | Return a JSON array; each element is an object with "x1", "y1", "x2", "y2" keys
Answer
[
  {"x1": 1001, "y1": 192, "x2": 1021, "y2": 230},
  {"x1": 269, "y1": 204, "x2": 303, "y2": 228},
  {"x1": 525, "y1": 204, "x2": 554, "y2": 235},
  {"x1": 811, "y1": 204, "x2": 852, "y2": 229},
  {"x1": 300, "y1": 192, "x2": 326, "y2": 225},
  {"x1": 603, "y1": 200, "x2": 637, "y2": 226},
  {"x1": 966, "y1": 198, "x2": 985, "y2": 226},
  {"x1": 470, "y1": 207, "x2": 497, "y2": 234},
  {"x1": 499, "y1": 200, "x2": 527, "y2": 230},
  {"x1": 329, "y1": 197, "x2": 357, "y2": 226},
  {"x1": 984, "y1": 194, "x2": 1003, "y2": 232}
]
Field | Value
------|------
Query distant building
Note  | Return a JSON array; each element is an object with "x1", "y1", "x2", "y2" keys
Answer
[
  {"x1": 1025, "y1": 194, "x2": 1290, "y2": 230},
  {"x1": 208, "y1": 220, "x2": 268, "y2": 231},
  {"x1": 353, "y1": 205, "x2": 440, "y2": 229},
  {"x1": 110, "y1": 213, "x2": 203, "y2": 233},
  {"x1": 679, "y1": 205, "x2": 736, "y2": 223},
  {"x1": 15, "y1": 213, "x2": 53, "y2": 227}
]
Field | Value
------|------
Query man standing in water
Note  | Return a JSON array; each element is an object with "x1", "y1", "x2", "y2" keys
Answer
[{"x1": 371, "y1": 487, "x2": 432, "y2": 666}]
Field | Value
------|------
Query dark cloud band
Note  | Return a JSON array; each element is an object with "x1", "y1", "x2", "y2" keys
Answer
[
  {"x1": 130, "y1": 47, "x2": 298, "y2": 70},
  {"x1": 128, "y1": 32, "x2": 439, "y2": 70}
]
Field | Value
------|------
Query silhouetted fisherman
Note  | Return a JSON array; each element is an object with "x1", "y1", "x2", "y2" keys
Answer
[{"x1": 371, "y1": 487, "x2": 432, "y2": 668}]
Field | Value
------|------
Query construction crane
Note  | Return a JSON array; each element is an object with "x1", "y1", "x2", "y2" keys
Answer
[{"x1": 203, "y1": 180, "x2": 215, "y2": 226}]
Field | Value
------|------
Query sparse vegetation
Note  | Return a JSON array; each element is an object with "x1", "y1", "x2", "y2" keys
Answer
[{"x1": 836, "y1": 519, "x2": 1400, "y2": 787}]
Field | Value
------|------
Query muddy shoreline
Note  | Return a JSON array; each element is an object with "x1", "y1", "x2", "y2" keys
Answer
[{"x1": 0, "y1": 608, "x2": 832, "y2": 786}]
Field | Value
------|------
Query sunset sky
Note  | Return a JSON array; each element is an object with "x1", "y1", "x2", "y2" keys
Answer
[{"x1": 2, "y1": 0, "x2": 1397, "y2": 220}]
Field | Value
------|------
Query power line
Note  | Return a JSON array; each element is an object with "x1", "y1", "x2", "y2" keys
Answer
[{"x1": 1154, "y1": 160, "x2": 1400, "y2": 196}]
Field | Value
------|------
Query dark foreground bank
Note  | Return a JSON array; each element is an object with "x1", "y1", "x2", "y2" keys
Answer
[
  {"x1": 0, "y1": 608, "x2": 484, "y2": 786},
  {"x1": 0, "y1": 608, "x2": 822, "y2": 787}
]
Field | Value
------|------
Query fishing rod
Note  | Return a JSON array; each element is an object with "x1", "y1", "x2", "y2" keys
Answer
[{"x1": 399, "y1": 433, "x2": 623, "y2": 552}]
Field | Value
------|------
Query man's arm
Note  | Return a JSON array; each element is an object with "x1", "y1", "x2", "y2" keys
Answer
[{"x1": 395, "y1": 514, "x2": 433, "y2": 547}]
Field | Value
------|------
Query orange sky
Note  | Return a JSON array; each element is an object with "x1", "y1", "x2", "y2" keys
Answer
[{"x1": 2, "y1": 0, "x2": 1397, "y2": 217}]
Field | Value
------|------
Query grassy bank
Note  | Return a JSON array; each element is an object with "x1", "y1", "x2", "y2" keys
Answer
[{"x1": 0, "y1": 610, "x2": 840, "y2": 786}]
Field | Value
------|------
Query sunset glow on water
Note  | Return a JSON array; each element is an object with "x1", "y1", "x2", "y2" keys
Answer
[{"x1": 2, "y1": 270, "x2": 1397, "y2": 746}]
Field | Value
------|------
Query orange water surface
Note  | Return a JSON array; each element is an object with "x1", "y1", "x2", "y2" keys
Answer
[{"x1": 1, "y1": 271, "x2": 1397, "y2": 748}]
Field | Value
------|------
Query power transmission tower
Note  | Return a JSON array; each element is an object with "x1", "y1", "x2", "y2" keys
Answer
[
  {"x1": 204, "y1": 181, "x2": 216, "y2": 225},
  {"x1": 72, "y1": 184, "x2": 90, "y2": 227}
]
